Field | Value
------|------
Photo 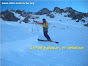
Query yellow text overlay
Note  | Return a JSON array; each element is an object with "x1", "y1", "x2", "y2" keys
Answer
[{"x1": 30, "y1": 46, "x2": 84, "y2": 50}]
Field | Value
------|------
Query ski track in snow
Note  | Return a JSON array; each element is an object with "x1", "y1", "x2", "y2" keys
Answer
[{"x1": 0, "y1": 12, "x2": 88, "y2": 66}]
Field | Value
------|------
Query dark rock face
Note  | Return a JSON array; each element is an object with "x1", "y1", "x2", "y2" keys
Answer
[
  {"x1": 16, "y1": 10, "x2": 33, "y2": 18},
  {"x1": 21, "y1": 12, "x2": 32, "y2": 17},
  {"x1": 81, "y1": 19, "x2": 85, "y2": 23},
  {"x1": 53, "y1": 7, "x2": 86, "y2": 21},
  {"x1": 16, "y1": 10, "x2": 24, "y2": 14},
  {"x1": 84, "y1": 23, "x2": 88, "y2": 27},
  {"x1": 0, "y1": 12, "x2": 1, "y2": 18},
  {"x1": 84, "y1": 13, "x2": 88, "y2": 17},
  {"x1": 64, "y1": 7, "x2": 76, "y2": 13},
  {"x1": 47, "y1": 13, "x2": 55, "y2": 18},
  {"x1": 10, "y1": 9, "x2": 15, "y2": 12},
  {"x1": 73, "y1": 13, "x2": 84, "y2": 20},
  {"x1": 35, "y1": 8, "x2": 51, "y2": 15},
  {"x1": 53, "y1": 7, "x2": 63, "y2": 13},
  {"x1": 68, "y1": 12, "x2": 75, "y2": 17},
  {"x1": 49, "y1": 14, "x2": 55, "y2": 18},
  {"x1": 75, "y1": 19, "x2": 79, "y2": 22},
  {"x1": 23, "y1": 17, "x2": 30, "y2": 23},
  {"x1": 64, "y1": 15, "x2": 68, "y2": 17},
  {"x1": 1, "y1": 10, "x2": 20, "y2": 21},
  {"x1": 67, "y1": 10, "x2": 85, "y2": 20},
  {"x1": 64, "y1": 7, "x2": 83, "y2": 20}
]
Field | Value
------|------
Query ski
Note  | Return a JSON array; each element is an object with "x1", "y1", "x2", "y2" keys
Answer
[{"x1": 38, "y1": 39, "x2": 59, "y2": 44}]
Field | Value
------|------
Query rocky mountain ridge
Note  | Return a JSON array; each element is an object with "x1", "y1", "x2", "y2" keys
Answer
[{"x1": 0, "y1": 7, "x2": 88, "y2": 26}]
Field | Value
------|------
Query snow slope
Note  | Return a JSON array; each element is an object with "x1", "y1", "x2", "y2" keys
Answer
[{"x1": 0, "y1": 12, "x2": 88, "y2": 66}]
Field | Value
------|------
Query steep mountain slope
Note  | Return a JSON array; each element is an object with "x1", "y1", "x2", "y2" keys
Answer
[{"x1": 0, "y1": 10, "x2": 88, "y2": 66}]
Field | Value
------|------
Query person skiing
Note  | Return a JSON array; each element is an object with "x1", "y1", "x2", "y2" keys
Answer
[{"x1": 35, "y1": 19, "x2": 51, "y2": 41}]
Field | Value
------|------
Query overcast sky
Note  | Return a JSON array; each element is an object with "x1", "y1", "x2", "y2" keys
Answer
[{"x1": 1, "y1": 1, "x2": 88, "y2": 13}]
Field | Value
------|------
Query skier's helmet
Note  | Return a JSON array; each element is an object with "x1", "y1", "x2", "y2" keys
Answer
[{"x1": 42, "y1": 19, "x2": 46, "y2": 22}]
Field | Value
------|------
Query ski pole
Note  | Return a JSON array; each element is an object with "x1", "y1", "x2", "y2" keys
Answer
[
  {"x1": 32, "y1": 18, "x2": 35, "y2": 32},
  {"x1": 32, "y1": 18, "x2": 39, "y2": 32},
  {"x1": 35, "y1": 22, "x2": 39, "y2": 31}
]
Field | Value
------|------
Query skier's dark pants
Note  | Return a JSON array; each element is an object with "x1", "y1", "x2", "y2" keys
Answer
[{"x1": 43, "y1": 28, "x2": 51, "y2": 40}]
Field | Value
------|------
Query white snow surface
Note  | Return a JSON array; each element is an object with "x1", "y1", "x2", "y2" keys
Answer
[{"x1": 0, "y1": 12, "x2": 88, "y2": 66}]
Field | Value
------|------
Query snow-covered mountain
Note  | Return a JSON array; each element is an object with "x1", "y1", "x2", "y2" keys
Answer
[
  {"x1": 0, "y1": 7, "x2": 88, "y2": 66},
  {"x1": 0, "y1": 7, "x2": 88, "y2": 27}
]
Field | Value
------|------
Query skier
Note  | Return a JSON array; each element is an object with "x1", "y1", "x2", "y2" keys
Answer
[{"x1": 35, "y1": 19, "x2": 51, "y2": 41}]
